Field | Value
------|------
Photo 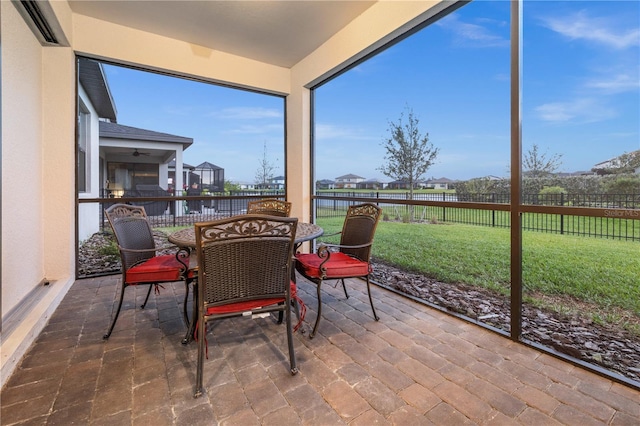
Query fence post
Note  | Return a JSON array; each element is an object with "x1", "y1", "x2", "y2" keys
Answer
[
  {"x1": 492, "y1": 193, "x2": 496, "y2": 227},
  {"x1": 560, "y1": 192, "x2": 565, "y2": 235}
]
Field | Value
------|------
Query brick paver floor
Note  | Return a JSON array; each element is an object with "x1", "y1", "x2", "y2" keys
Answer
[{"x1": 2, "y1": 274, "x2": 639, "y2": 425}]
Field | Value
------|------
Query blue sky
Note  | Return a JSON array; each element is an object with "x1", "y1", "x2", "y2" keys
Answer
[{"x1": 104, "y1": 0, "x2": 639, "y2": 184}]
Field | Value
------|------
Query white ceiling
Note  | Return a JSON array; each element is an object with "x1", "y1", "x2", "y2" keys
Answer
[{"x1": 68, "y1": 1, "x2": 377, "y2": 68}]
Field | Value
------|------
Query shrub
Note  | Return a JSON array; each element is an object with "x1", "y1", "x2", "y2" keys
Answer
[
  {"x1": 99, "y1": 241, "x2": 120, "y2": 258},
  {"x1": 539, "y1": 186, "x2": 567, "y2": 206}
]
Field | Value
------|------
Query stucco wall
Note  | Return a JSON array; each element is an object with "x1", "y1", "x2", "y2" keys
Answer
[
  {"x1": 1, "y1": 0, "x2": 46, "y2": 316},
  {"x1": 1, "y1": 0, "x2": 76, "y2": 388}
]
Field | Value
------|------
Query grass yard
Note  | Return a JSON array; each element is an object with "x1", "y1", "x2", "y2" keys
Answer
[{"x1": 316, "y1": 217, "x2": 640, "y2": 318}]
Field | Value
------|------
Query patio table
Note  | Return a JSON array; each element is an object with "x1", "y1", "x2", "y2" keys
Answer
[{"x1": 169, "y1": 220, "x2": 323, "y2": 344}]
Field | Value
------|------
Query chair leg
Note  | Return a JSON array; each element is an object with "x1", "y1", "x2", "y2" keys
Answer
[
  {"x1": 285, "y1": 304, "x2": 298, "y2": 375},
  {"x1": 104, "y1": 282, "x2": 127, "y2": 339},
  {"x1": 310, "y1": 279, "x2": 323, "y2": 339},
  {"x1": 340, "y1": 278, "x2": 349, "y2": 299},
  {"x1": 182, "y1": 279, "x2": 191, "y2": 326},
  {"x1": 292, "y1": 298, "x2": 301, "y2": 326},
  {"x1": 194, "y1": 315, "x2": 205, "y2": 398},
  {"x1": 277, "y1": 305, "x2": 284, "y2": 324},
  {"x1": 141, "y1": 284, "x2": 154, "y2": 309},
  {"x1": 183, "y1": 279, "x2": 198, "y2": 345},
  {"x1": 365, "y1": 276, "x2": 379, "y2": 321}
]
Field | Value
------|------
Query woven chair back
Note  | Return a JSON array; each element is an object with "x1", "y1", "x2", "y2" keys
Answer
[
  {"x1": 246, "y1": 199, "x2": 292, "y2": 217},
  {"x1": 195, "y1": 215, "x2": 298, "y2": 309},
  {"x1": 339, "y1": 203, "x2": 382, "y2": 262},
  {"x1": 105, "y1": 204, "x2": 156, "y2": 269}
]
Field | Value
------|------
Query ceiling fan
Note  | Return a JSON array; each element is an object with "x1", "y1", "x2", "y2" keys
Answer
[{"x1": 132, "y1": 149, "x2": 150, "y2": 157}]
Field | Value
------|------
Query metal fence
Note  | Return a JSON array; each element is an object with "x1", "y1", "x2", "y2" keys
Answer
[
  {"x1": 92, "y1": 191, "x2": 285, "y2": 231},
  {"x1": 315, "y1": 192, "x2": 640, "y2": 242},
  {"x1": 82, "y1": 190, "x2": 640, "y2": 241}
]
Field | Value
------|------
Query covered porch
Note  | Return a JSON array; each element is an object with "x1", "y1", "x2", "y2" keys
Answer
[{"x1": 1, "y1": 274, "x2": 638, "y2": 425}]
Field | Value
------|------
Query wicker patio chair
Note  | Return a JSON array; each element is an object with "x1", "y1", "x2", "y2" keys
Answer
[
  {"x1": 104, "y1": 203, "x2": 190, "y2": 339},
  {"x1": 194, "y1": 215, "x2": 299, "y2": 398},
  {"x1": 246, "y1": 198, "x2": 292, "y2": 217},
  {"x1": 294, "y1": 203, "x2": 382, "y2": 338}
]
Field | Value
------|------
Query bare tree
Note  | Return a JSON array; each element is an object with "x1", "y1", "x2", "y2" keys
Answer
[
  {"x1": 523, "y1": 144, "x2": 563, "y2": 178},
  {"x1": 378, "y1": 107, "x2": 438, "y2": 220},
  {"x1": 255, "y1": 141, "x2": 276, "y2": 188}
]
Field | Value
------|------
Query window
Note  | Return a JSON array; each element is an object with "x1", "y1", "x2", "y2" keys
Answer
[{"x1": 77, "y1": 101, "x2": 90, "y2": 192}]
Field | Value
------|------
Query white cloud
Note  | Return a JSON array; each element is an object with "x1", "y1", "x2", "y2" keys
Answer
[
  {"x1": 535, "y1": 98, "x2": 616, "y2": 123},
  {"x1": 436, "y1": 14, "x2": 509, "y2": 48},
  {"x1": 215, "y1": 107, "x2": 282, "y2": 120},
  {"x1": 224, "y1": 123, "x2": 283, "y2": 134},
  {"x1": 585, "y1": 72, "x2": 640, "y2": 94},
  {"x1": 540, "y1": 11, "x2": 640, "y2": 50},
  {"x1": 315, "y1": 123, "x2": 377, "y2": 141}
]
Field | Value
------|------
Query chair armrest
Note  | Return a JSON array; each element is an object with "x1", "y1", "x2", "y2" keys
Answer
[
  {"x1": 316, "y1": 241, "x2": 373, "y2": 254},
  {"x1": 118, "y1": 246, "x2": 158, "y2": 256},
  {"x1": 322, "y1": 231, "x2": 342, "y2": 238}
]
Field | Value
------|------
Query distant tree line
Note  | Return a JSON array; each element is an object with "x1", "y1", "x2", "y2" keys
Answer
[{"x1": 455, "y1": 144, "x2": 640, "y2": 207}]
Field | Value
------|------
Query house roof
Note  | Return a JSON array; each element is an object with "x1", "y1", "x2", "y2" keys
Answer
[
  {"x1": 78, "y1": 58, "x2": 117, "y2": 122},
  {"x1": 336, "y1": 174, "x2": 365, "y2": 180},
  {"x1": 68, "y1": 1, "x2": 376, "y2": 68},
  {"x1": 195, "y1": 161, "x2": 223, "y2": 171},
  {"x1": 168, "y1": 160, "x2": 196, "y2": 170},
  {"x1": 427, "y1": 177, "x2": 454, "y2": 184},
  {"x1": 100, "y1": 121, "x2": 193, "y2": 147}
]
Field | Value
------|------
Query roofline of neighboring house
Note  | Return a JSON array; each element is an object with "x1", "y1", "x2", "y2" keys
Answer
[
  {"x1": 99, "y1": 121, "x2": 193, "y2": 150},
  {"x1": 335, "y1": 174, "x2": 365, "y2": 179},
  {"x1": 168, "y1": 160, "x2": 196, "y2": 170},
  {"x1": 78, "y1": 57, "x2": 117, "y2": 122}
]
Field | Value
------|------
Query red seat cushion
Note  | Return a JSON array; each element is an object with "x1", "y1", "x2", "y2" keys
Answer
[
  {"x1": 296, "y1": 252, "x2": 370, "y2": 279},
  {"x1": 206, "y1": 281, "x2": 299, "y2": 315},
  {"x1": 206, "y1": 297, "x2": 285, "y2": 315},
  {"x1": 125, "y1": 255, "x2": 186, "y2": 284}
]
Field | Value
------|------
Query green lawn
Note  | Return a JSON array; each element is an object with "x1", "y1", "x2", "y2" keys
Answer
[{"x1": 316, "y1": 217, "x2": 640, "y2": 319}]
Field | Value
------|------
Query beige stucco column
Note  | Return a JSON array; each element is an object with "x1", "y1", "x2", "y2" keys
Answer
[
  {"x1": 286, "y1": 83, "x2": 313, "y2": 223},
  {"x1": 42, "y1": 47, "x2": 77, "y2": 280}
]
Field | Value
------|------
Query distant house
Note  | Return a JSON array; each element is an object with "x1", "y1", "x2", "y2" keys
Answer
[
  {"x1": 270, "y1": 175, "x2": 285, "y2": 190},
  {"x1": 316, "y1": 179, "x2": 335, "y2": 190},
  {"x1": 256, "y1": 175, "x2": 285, "y2": 190},
  {"x1": 100, "y1": 121, "x2": 193, "y2": 195},
  {"x1": 335, "y1": 174, "x2": 365, "y2": 189},
  {"x1": 236, "y1": 181, "x2": 257, "y2": 190},
  {"x1": 425, "y1": 177, "x2": 454, "y2": 190},
  {"x1": 386, "y1": 179, "x2": 409, "y2": 190},
  {"x1": 78, "y1": 58, "x2": 195, "y2": 238},
  {"x1": 357, "y1": 178, "x2": 385, "y2": 190},
  {"x1": 592, "y1": 150, "x2": 640, "y2": 174},
  {"x1": 386, "y1": 179, "x2": 427, "y2": 189}
]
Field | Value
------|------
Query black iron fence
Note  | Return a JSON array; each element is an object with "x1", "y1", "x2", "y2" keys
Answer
[
  {"x1": 315, "y1": 192, "x2": 640, "y2": 242},
  {"x1": 79, "y1": 190, "x2": 640, "y2": 241},
  {"x1": 89, "y1": 191, "x2": 285, "y2": 231}
]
